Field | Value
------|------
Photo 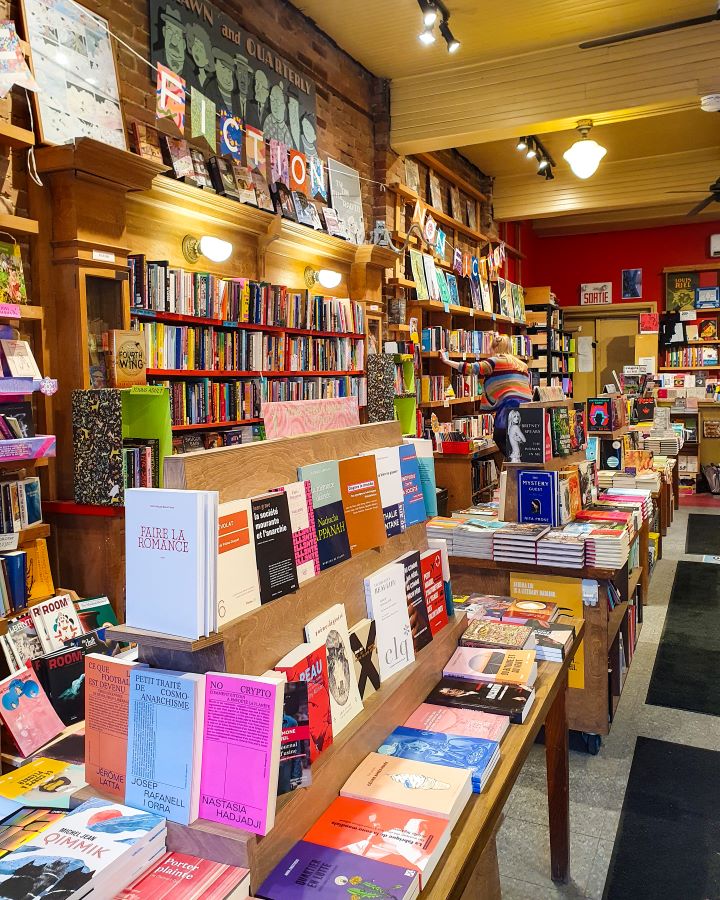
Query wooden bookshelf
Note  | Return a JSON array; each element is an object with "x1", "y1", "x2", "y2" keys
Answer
[
  {"x1": 0, "y1": 120, "x2": 35, "y2": 149},
  {"x1": 0, "y1": 213, "x2": 39, "y2": 235}
]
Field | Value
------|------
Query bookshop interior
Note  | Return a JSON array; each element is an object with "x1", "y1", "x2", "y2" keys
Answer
[{"x1": 0, "y1": 0, "x2": 717, "y2": 898}]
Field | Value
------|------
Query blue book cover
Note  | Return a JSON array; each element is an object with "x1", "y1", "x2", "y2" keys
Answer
[
  {"x1": 399, "y1": 445, "x2": 427, "y2": 527},
  {"x1": 257, "y1": 840, "x2": 418, "y2": 898},
  {"x1": 404, "y1": 439, "x2": 437, "y2": 516},
  {"x1": 298, "y1": 460, "x2": 351, "y2": 571},
  {"x1": 125, "y1": 668, "x2": 204, "y2": 825},
  {"x1": 518, "y1": 471, "x2": 558, "y2": 526},
  {"x1": 421, "y1": 328, "x2": 432, "y2": 351},
  {"x1": 378, "y1": 726, "x2": 499, "y2": 793},
  {"x1": 0, "y1": 551, "x2": 26, "y2": 611},
  {"x1": 21, "y1": 478, "x2": 42, "y2": 527}
]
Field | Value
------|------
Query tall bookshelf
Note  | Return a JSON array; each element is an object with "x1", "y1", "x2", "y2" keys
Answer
[{"x1": 525, "y1": 287, "x2": 574, "y2": 396}]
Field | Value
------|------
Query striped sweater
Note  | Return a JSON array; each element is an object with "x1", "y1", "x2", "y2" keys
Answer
[{"x1": 460, "y1": 353, "x2": 533, "y2": 426}]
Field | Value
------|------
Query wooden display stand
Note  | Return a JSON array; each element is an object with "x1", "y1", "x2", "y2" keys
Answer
[{"x1": 434, "y1": 442, "x2": 503, "y2": 510}]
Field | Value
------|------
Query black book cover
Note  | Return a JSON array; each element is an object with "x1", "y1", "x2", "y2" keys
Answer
[
  {"x1": 208, "y1": 156, "x2": 240, "y2": 200},
  {"x1": 634, "y1": 397, "x2": 655, "y2": 423},
  {"x1": 348, "y1": 620, "x2": 380, "y2": 699},
  {"x1": 252, "y1": 492, "x2": 299, "y2": 604},
  {"x1": 426, "y1": 677, "x2": 534, "y2": 725},
  {"x1": 278, "y1": 680, "x2": 312, "y2": 795},
  {"x1": 398, "y1": 551, "x2": 433, "y2": 652},
  {"x1": 0, "y1": 402, "x2": 34, "y2": 437},
  {"x1": 511, "y1": 407, "x2": 547, "y2": 463},
  {"x1": 587, "y1": 398, "x2": 612, "y2": 432},
  {"x1": 600, "y1": 437, "x2": 623, "y2": 471},
  {"x1": 32, "y1": 646, "x2": 85, "y2": 725},
  {"x1": 573, "y1": 402, "x2": 587, "y2": 447},
  {"x1": 550, "y1": 407, "x2": 572, "y2": 457},
  {"x1": 65, "y1": 626, "x2": 126, "y2": 657}
]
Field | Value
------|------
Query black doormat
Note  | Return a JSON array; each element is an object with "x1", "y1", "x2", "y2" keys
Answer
[
  {"x1": 646, "y1": 560, "x2": 720, "y2": 715},
  {"x1": 685, "y1": 513, "x2": 720, "y2": 555},
  {"x1": 603, "y1": 737, "x2": 720, "y2": 900}
]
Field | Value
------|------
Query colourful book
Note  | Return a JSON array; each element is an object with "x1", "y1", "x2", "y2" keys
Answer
[
  {"x1": 518, "y1": 470, "x2": 559, "y2": 526},
  {"x1": 338, "y1": 455, "x2": 387, "y2": 555},
  {"x1": 72, "y1": 596, "x2": 118, "y2": 634},
  {"x1": 348, "y1": 618, "x2": 381, "y2": 700},
  {"x1": 426, "y1": 677, "x2": 535, "y2": 725},
  {"x1": 420, "y1": 549, "x2": 449, "y2": 636},
  {"x1": 398, "y1": 444, "x2": 427, "y2": 527},
  {"x1": 361, "y1": 446, "x2": 406, "y2": 538},
  {"x1": 29, "y1": 593, "x2": 84, "y2": 653},
  {"x1": 341, "y1": 752, "x2": 472, "y2": 825},
  {"x1": 32, "y1": 645, "x2": 86, "y2": 726},
  {"x1": 298, "y1": 460, "x2": 351, "y2": 571},
  {"x1": 198, "y1": 672, "x2": 284, "y2": 836},
  {"x1": 85, "y1": 654, "x2": 145, "y2": 800},
  {"x1": 251, "y1": 492, "x2": 299, "y2": 604},
  {"x1": 304, "y1": 796, "x2": 450, "y2": 887},
  {"x1": 403, "y1": 438, "x2": 437, "y2": 516},
  {"x1": 378, "y1": 725, "x2": 500, "y2": 792},
  {"x1": 0, "y1": 758, "x2": 86, "y2": 810},
  {"x1": 125, "y1": 669, "x2": 205, "y2": 826},
  {"x1": 0, "y1": 667, "x2": 64, "y2": 758},
  {"x1": 271, "y1": 481, "x2": 321, "y2": 583},
  {"x1": 278, "y1": 680, "x2": 312, "y2": 796},
  {"x1": 443, "y1": 646, "x2": 537, "y2": 687},
  {"x1": 117, "y1": 850, "x2": 250, "y2": 899},
  {"x1": 404, "y1": 703, "x2": 509, "y2": 743},
  {"x1": 274, "y1": 643, "x2": 333, "y2": 762},
  {"x1": 304, "y1": 604, "x2": 364, "y2": 736},
  {"x1": 217, "y1": 499, "x2": 261, "y2": 625},
  {"x1": 396, "y1": 551, "x2": 433, "y2": 653},
  {"x1": 363, "y1": 564, "x2": 415, "y2": 682},
  {"x1": 257, "y1": 841, "x2": 420, "y2": 899},
  {"x1": 459, "y1": 619, "x2": 535, "y2": 651},
  {"x1": 0, "y1": 807, "x2": 67, "y2": 859}
]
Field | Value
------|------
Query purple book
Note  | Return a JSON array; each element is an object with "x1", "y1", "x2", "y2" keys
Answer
[{"x1": 256, "y1": 841, "x2": 419, "y2": 899}]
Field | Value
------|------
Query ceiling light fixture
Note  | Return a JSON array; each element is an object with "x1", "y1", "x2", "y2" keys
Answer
[
  {"x1": 516, "y1": 137, "x2": 528, "y2": 151},
  {"x1": 305, "y1": 266, "x2": 342, "y2": 290},
  {"x1": 544, "y1": 167, "x2": 555, "y2": 181},
  {"x1": 526, "y1": 139, "x2": 537, "y2": 159},
  {"x1": 182, "y1": 234, "x2": 233, "y2": 264},
  {"x1": 439, "y1": 19, "x2": 460, "y2": 52},
  {"x1": 417, "y1": 0, "x2": 438, "y2": 27},
  {"x1": 537, "y1": 157, "x2": 549, "y2": 171},
  {"x1": 418, "y1": 26, "x2": 436, "y2": 44},
  {"x1": 563, "y1": 119, "x2": 607, "y2": 179}
]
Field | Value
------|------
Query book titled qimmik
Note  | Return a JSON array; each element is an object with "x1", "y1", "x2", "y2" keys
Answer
[{"x1": 198, "y1": 672, "x2": 284, "y2": 836}]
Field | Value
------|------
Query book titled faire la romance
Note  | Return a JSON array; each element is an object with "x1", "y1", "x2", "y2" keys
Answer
[
  {"x1": 298, "y1": 460, "x2": 351, "y2": 571},
  {"x1": 338, "y1": 454, "x2": 387, "y2": 555},
  {"x1": 198, "y1": 671, "x2": 284, "y2": 836}
]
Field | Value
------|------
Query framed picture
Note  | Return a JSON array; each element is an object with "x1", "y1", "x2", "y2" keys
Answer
[
  {"x1": 695, "y1": 286, "x2": 720, "y2": 309},
  {"x1": 622, "y1": 268, "x2": 642, "y2": 299},
  {"x1": 366, "y1": 315, "x2": 382, "y2": 356},
  {"x1": 21, "y1": 0, "x2": 127, "y2": 150},
  {"x1": 703, "y1": 419, "x2": 720, "y2": 439}
]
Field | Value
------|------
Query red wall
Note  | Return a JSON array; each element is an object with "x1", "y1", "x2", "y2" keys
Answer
[{"x1": 521, "y1": 219, "x2": 720, "y2": 306}]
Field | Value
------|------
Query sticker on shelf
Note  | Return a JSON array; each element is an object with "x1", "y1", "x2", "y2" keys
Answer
[
  {"x1": 0, "y1": 533, "x2": 18, "y2": 551},
  {"x1": 129, "y1": 385, "x2": 166, "y2": 395},
  {"x1": 92, "y1": 250, "x2": 116, "y2": 263},
  {"x1": 0, "y1": 304, "x2": 21, "y2": 319}
]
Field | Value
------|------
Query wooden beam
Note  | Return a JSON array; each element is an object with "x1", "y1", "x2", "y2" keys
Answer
[{"x1": 391, "y1": 25, "x2": 718, "y2": 154}]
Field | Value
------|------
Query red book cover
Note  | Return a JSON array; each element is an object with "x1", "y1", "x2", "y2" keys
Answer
[
  {"x1": 117, "y1": 851, "x2": 249, "y2": 899},
  {"x1": 0, "y1": 667, "x2": 63, "y2": 758},
  {"x1": 420, "y1": 548, "x2": 449, "y2": 635},
  {"x1": 275, "y1": 643, "x2": 333, "y2": 762}
]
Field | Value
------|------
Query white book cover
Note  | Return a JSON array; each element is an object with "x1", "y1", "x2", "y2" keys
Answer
[
  {"x1": 0, "y1": 340, "x2": 42, "y2": 380},
  {"x1": 217, "y1": 498, "x2": 261, "y2": 625},
  {"x1": 361, "y1": 447, "x2": 406, "y2": 538},
  {"x1": 364, "y1": 563, "x2": 415, "y2": 681},
  {"x1": 30, "y1": 593, "x2": 83, "y2": 651},
  {"x1": 204, "y1": 491, "x2": 219, "y2": 634},
  {"x1": 125, "y1": 488, "x2": 215, "y2": 640},
  {"x1": 305, "y1": 603, "x2": 363, "y2": 735}
]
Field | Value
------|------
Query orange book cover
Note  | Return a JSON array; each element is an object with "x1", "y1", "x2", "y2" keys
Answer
[
  {"x1": 304, "y1": 796, "x2": 449, "y2": 886},
  {"x1": 338, "y1": 455, "x2": 387, "y2": 555},
  {"x1": 84, "y1": 655, "x2": 144, "y2": 800}
]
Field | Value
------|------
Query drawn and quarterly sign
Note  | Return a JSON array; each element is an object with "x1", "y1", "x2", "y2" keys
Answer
[{"x1": 580, "y1": 282, "x2": 612, "y2": 305}]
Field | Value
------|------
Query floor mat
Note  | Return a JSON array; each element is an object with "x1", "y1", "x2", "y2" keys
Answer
[
  {"x1": 603, "y1": 737, "x2": 720, "y2": 899},
  {"x1": 646, "y1": 560, "x2": 720, "y2": 715},
  {"x1": 685, "y1": 513, "x2": 720, "y2": 555}
]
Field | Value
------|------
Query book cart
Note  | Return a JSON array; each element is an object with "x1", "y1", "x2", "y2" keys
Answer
[
  {"x1": 107, "y1": 420, "x2": 584, "y2": 897},
  {"x1": 451, "y1": 400, "x2": 650, "y2": 752}
]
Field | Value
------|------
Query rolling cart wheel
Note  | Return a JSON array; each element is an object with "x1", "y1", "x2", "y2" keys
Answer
[{"x1": 583, "y1": 733, "x2": 602, "y2": 755}]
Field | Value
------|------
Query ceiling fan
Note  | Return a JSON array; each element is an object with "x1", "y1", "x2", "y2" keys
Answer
[
  {"x1": 665, "y1": 178, "x2": 720, "y2": 216},
  {"x1": 580, "y1": 2, "x2": 720, "y2": 49}
]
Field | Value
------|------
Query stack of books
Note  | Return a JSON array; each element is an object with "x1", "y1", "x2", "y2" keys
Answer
[
  {"x1": 452, "y1": 519, "x2": 506, "y2": 559},
  {"x1": 643, "y1": 430, "x2": 681, "y2": 455},
  {"x1": 570, "y1": 521, "x2": 631, "y2": 568},
  {"x1": 426, "y1": 516, "x2": 467, "y2": 554},
  {"x1": 117, "y1": 850, "x2": 250, "y2": 898},
  {"x1": 492, "y1": 523, "x2": 550, "y2": 564},
  {"x1": 532, "y1": 621, "x2": 576, "y2": 662},
  {"x1": 536, "y1": 529, "x2": 586, "y2": 568},
  {"x1": 603, "y1": 488, "x2": 653, "y2": 520}
]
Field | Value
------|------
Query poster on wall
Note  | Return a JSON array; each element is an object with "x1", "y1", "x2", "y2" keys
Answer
[
  {"x1": 21, "y1": 0, "x2": 127, "y2": 149},
  {"x1": 621, "y1": 268, "x2": 642, "y2": 299},
  {"x1": 327, "y1": 158, "x2": 365, "y2": 245},
  {"x1": 149, "y1": 0, "x2": 317, "y2": 155},
  {"x1": 580, "y1": 281, "x2": 612, "y2": 305},
  {"x1": 665, "y1": 271, "x2": 698, "y2": 311}
]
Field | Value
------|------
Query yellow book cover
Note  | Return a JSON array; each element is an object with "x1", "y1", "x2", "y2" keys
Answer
[
  {"x1": 241, "y1": 279, "x2": 250, "y2": 323},
  {"x1": 106, "y1": 330, "x2": 146, "y2": 388},
  {"x1": 26, "y1": 538, "x2": 54, "y2": 603},
  {"x1": 421, "y1": 375, "x2": 430, "y2": 403}
]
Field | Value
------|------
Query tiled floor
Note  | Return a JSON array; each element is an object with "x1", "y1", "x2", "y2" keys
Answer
[{"x1": 495, "y1": 501, "x2": 720, "y2": 899}]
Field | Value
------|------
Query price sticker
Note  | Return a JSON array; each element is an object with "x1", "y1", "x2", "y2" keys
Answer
[{"x1": 443, "y1": 398, "x2": 450, "y2": 407}]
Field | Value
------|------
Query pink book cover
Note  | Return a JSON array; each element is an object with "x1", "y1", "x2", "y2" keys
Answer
[
  {"x1": 271, "y1": 480, "x2": 320, "y2": 582},
  {"x1": 420, "y1": 549, "x2": 449, "y2": 635},
  {"x1": 0, "y1": 666, "x2": 64, "y2": 757},
  {"x1": 261, "y1": 397, "x2": 360, "y2": 440},
  {"x1": 198, "y1": 672, "x2": 284, "y2": 836},
  {"x1": 117, "y1": 851, "x2": 249, "y2": 899},
  {"x1": 404, "y1": 703, "x2": 509, "y2": 743}
]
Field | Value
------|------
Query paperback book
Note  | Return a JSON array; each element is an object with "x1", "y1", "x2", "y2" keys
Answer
[
  {"x1": 361, "y1": 446, "x2": 406, "y2": 538},
  {"x1": 404, "y1": 702, "x2": 509, "y2": 743},
  {"x1": 397, "y1": 551, "x2": 433, "y2": 653},
  {"x1": 398, "y1": 444, "x2": 427, "y2": 527},
  {"x1": 0, "y1": 758, "x2": 86, "y2": 810},
  {"x1": 419, "y1": 548, "x2": 449, "y2": 635},
  {"x1": 0, "y1": 666, "x2": 64, "y2": 757},
  {"x1": 274, "y1": 642, "x2": 333, "y2": 762},
  {"x1": 217, "y1": 498, "x2": 261, "y2": 625},
  {"x1": 271, "y1": 481, "x2": 320, "y2": 583},
  {"x1": 251, "y1": 492, "x2": 299, "y2": 604},
  {"x1": 117, "y1": 850, "x2": 249, "y2": 899},
  {"x1": 298, "y1": 460, "x2": 351, "y2": 571},
  {"x1": 278, "y1": 680, "x2": 312, "y2": 796},
  {"x1": 364, "y1": 563, "x2": 415, "y2": 682},
  {"x1": 426, "y1": 677, "x2": 535, "y2": 724},
  {"x1": 443, "y1": 646, "x2": 537, "y2": 687},
  {"x1": 338, "y1": 454, "x2": 387, "y2": 555},
  {"x1": 348, "y1": 618, "x2": 381, "y2": 700}
]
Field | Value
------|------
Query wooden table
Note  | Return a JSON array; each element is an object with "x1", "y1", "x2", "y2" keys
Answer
[{"x1": 423, "y1": 621, "x2": 585, "y2": 898}]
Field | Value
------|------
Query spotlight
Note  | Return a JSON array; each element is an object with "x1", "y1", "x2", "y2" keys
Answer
[
  {"x1": 526, "y1": 139, "x2": 537, "y2": 159},
  {"x1": 418, "y1": 27, "x2": 436, "y2": 44},
  {"x1": 439, "y1": 20, "x2": 460, "y2": 52},
  {"x1": 544, "y1": 167, "x2": 555, "y2": 181},
  {"x1": 537, "y1": 157, "x2": 549, "y2": 171},
  {"x1": 516, "y1": 137, "x2": 527, "y2": 151},
  {"x1": 418, "y1": 0, "x2": 438, "y2": 27}
]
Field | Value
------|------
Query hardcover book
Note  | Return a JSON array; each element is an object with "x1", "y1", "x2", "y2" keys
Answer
[
  {"x1": 0, "y1": 758, "x2": 85, "y2": 810},
  {"x1": 341, "y1": 752, "x2": 472, "y2": 824},
  {"x1": 361, "y1": 446, "x2": 406, "y2": 538},
  {"x1": 274, "y1": 642, "x2": 333, "y2": 762},
  {"x1": 5, "y1": 611, "x2": 43, "y2": 668},
  {"x1": 251, "y1": 492, "x2": 299, "y2": 604},
  {"x1": 2, "y1": 550, "x2": 26, "y2": 612},
  {"x1": 426, "y1": 677, "x2": 535, "y2": 724},
  {"x1": 510, "y1": 408, "x2": 550, "y2": 463},
  {"x1": 443, "y1": 646, "x2": 537, "y2": 687},
  {"x1": 106, "y1": 330, "x2": 147, "y2": 388},
  {"x1": 398, "y1": 444, "x2": 427, "y2": 527},
  {"x1": 161, "y1": 135, "x2": 194, "y2": 179},
  {"x1": 378, "y1": 725, "x2": 500, "y2": 792},
  {"x1": 278, "y1": 680, "x2": 312, "y2": 795},
  {"x1": 85, "y1": 654, "x2": 145, "y2": 800},
  {"x1": 550, "y1": 406, "x2": 572, "y2": 456},
  {"x1": 125, "y1": 668, "x2": 205, "y2": 825},
  {"x1": 256, "y1": 840, "x2": 420, "y2": 899},
  {"x1": 419, "y1": 549, "x2": 449, "y2": 635},
  {"x1": 131, "y1": 121, "x2": 164, "y2": 165},
  {"x1": 298, "y1": 460, "x2": 351, "y2": 571},
  {"x1": 397, "y1": 551, "x2": 433, "y2": 653},
  {"x1": 29, "y1": 593, "x2": 84, "y2": 652},
  {"x1": 217, "y1": 498, "x2": 261, "y2": 625},
  {"x1": 251, "y1": 170, "x2": 275, "y2": 211},
  {"x1": 338, "y1": 454, "x2": 387, "y2": 555},
  {"x1": 0, "y1": 666, "x2": 64, "y2": 757},
  {"x1": 587, "y1": 397, "x2": 613, "y2": 432},
  {"x1": 404, "y1": 703, "x2": 509, "y2": 743},
  {"x1": 458, "y1": 619, "x2": 535, "y2": 651},
  {"x1": 271, "y1": 481, "x2": 320, "y2": 583},
  {"x1": 364, "y1": 564, "x2": 415, "y2": 682},
  {"x1": 304, "y1": 796, "x2": 450, "y2": 887},
  {"x1": 304, "y1": 604, "x2": 363, "y2": 735},
  {"x1": 230, "y1": 161, "x2": 258, "y2": 205},
  {"x1": 207, "y1": 156, "x2": 240, "y2": 199},
  {"x1": 518, "y1": 470, "x2": 559, "y2": 526},
  {"x1": 198, "y1": 671, "x2": 284, "y2": 835},
  {"x1": 0, "y1": 340, "x2": 41, "y2": 380},
  {"x1": 348, "y1": 618, "x2": 381, "y2": 700}
]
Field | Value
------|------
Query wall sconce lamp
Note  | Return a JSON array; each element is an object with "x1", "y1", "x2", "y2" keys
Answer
[
  {"x1": 304, "y1": 266, "x2": 342, "y2": 290},
  {"x1": 182, "y1": 235, "x2": 233, "y2": 264}
]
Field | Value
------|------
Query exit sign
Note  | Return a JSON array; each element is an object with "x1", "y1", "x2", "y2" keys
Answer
[{"x1": 580, "y1": 282, "x2": 612, "y2": 305}]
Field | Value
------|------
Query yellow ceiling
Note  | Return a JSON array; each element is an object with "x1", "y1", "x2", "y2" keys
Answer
[{"x1": 290, "y1": 0, "x2": 713, "y2": 78}]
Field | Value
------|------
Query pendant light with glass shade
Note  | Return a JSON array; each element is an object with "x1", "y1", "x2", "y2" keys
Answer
[{"x1": 563, "y1": 120, "x2": 607, "y2": 179}]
